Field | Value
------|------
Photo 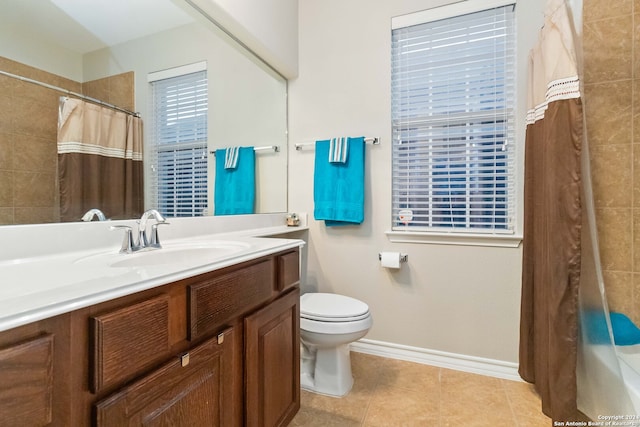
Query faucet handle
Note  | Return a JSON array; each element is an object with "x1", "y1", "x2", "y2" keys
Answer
[
  {"x1": 149, "y1": 222, "x2": 170, "y2": 248},
  {"x1": 110, "y1": 225, "x2": 135, "y2": 253}
]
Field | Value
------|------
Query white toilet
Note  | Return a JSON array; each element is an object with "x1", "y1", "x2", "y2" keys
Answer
[{"x1": 299, "y1": 292, "x2": 373, "y2": 397}]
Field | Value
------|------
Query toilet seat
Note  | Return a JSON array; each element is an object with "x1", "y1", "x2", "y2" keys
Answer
[
  {"x1": 300, "y1": 293, "x2": 369, "y2": 322},
  {"x1": 301, "y1": 312, "x2": 370, "y2": 322},
  {"x1": 300, "y1": 315, "x2": 372, "y2": 335}
]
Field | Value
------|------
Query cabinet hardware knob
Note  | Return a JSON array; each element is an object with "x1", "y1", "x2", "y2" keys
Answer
[
  {"x1": 217, "y1": 333, "x2": 224, "y2": 344},
  {"x1": 180, "y1": 353, "x2": 190, "y2": 367}
]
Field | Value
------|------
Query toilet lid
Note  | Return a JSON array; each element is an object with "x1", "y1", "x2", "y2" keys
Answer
[{"x1": 300, "y1": 293, "x2": 370, "y2": 321}]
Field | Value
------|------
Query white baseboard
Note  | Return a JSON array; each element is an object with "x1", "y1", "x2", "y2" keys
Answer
[{"x1": 350, "y1": 338, "x2": 522, "y2": 382}]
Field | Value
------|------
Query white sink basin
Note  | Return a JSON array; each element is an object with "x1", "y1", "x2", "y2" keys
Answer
[{"x1": 75, "y1": 240, "x2": 252, "y2": 268}]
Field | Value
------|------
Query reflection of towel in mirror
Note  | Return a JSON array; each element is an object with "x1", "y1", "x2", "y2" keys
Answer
[
  {"x1": 214, "y1": 146, "x2": 255, "y2": 215},
  {"x1": 313, "y1": 136, "x2": 365, "y2": 226},
  {"x1": 224, "y1": 146, "x2": 240, "y2": 169}
]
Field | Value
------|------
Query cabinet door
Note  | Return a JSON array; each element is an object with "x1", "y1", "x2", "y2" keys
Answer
[
  {"x1": 0, "y1": 334, "x2": 53, "y2": 427},
  {"x1": 245, "y1": 288, "x2": 300, "y2": 427},
  {"x1": 95, "y1": 327, "x2": 236, "y2": 427}
]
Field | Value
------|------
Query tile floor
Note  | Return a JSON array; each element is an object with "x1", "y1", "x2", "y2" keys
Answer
[{"x1": 289, "y1": 352, "x2": 552, "y2": 426}]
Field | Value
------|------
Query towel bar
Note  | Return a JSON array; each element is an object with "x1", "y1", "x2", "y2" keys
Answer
[
  {"x1": 209, "y1": 145, "x2": 279, "y2": 155},
  {"x1": 295, "y1": 137, "x2": 379, "y2": 151}
]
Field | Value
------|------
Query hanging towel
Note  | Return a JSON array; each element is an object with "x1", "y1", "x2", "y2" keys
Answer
[
  {"x1": 214, "y1": 146, "x2": 255, "y2": 215},
  {"x1": 329, "y1": 137, "x2": 349, "y2": 163},
  {"x1": 314, "y1": 136, "x2": 365, "y2": 226},
  {"x1": 225, "y1": 146, "x2": 240, "y2": 169}
]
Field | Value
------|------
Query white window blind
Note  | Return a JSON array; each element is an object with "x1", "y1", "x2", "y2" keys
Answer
[
  {"x1": 149, "y1": 70, "x2": 208, "y2": 217},
  {"x1": 391, "y1": 4, "x2": 516, "y2": 234}
]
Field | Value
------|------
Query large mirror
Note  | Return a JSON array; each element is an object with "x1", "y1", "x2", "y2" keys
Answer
[{"x1": 0, "y1": 0, "x2": 288, "y2": 225}]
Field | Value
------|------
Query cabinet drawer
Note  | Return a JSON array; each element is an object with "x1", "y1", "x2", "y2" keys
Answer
[
  {"x1": 0, "y1": 334, "x2": 53, "y2": 427},
  {"x1": 90, "y1": 294, "x2": 170, "y2": 393},
  {"x1": 95, "y1": 327, "x2": 235, "y2": 427},
  {"x1": 278, "y1": 250, "x2": 300, "y2": 292},
  {"x1": 189, "y1": 259, "x2": 274, "y2": 340}
]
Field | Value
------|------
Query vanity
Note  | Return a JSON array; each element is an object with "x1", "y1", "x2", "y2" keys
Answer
[{"x1": 0, "y1": 217, "x2": 305, "y2": 426}]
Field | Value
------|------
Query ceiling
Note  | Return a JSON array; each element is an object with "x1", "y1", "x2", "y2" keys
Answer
[{"x1": 2, "y1": 0, "x2": 194, "y2": 54}]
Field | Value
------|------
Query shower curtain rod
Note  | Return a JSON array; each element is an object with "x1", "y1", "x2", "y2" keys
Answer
[
  {"x1": 294, "y1": 137, "x2": 379, "y2": 150},
  {"x1": 0, "y1": 70, "x2": 140, "y2": 117}
]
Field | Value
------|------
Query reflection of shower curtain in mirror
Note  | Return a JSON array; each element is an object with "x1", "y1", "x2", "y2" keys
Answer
[
  {"x1": 519, "y1": 0, "x2": 583, "y2": 420},
  {"x1": 57, "y1": 98, "x2": 143, "y2": 221}
]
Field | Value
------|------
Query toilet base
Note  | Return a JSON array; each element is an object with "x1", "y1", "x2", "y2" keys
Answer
[{"x1": 300, "y1": 343, "x2": 354, "y2": 397}]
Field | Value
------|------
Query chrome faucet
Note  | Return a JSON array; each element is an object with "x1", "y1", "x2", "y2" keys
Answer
[
  {"x1": 110, "y1": 209, "x2": 169, "y2": 253},
  {"x1": 137, "y1": 209, "x2": 167, "y2": 249},
  {"x1": 81, "y1": 208, "x2": 106, "y2": 222}
]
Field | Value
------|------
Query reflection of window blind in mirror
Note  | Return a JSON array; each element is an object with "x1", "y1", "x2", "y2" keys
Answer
[{"x1": 148, "y1": 62, "x2": 208, "y2": 217}]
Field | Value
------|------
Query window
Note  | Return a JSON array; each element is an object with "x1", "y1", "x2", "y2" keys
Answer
[
  {"x1": 149, "y1": 63, "x2": 208, "y2": 217},
  {"x1": 391, "y1": 2, "x2": 516, "y2": 235}
]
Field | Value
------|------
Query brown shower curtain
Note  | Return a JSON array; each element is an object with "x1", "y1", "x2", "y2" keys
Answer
[
  {"x1": 57, "y1": 98, "x2": 144, "y2": 221},
  {"x1": 519, "y1": 0, "x2": 583, "y2": 420}
]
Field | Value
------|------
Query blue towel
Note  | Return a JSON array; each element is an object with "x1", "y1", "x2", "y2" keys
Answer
[
  {"x1": 314, "y1": 136, "x2": 365, "y2": 226},
  {"x1": 610, "y1": 312, "x2": 640, "y2": 346},
  {"x1": 214, "y1": 146, "x2": 255, "y2": 215},
  {"x1": 582, "y1": 309, "x2": 610, "y2": 344}
]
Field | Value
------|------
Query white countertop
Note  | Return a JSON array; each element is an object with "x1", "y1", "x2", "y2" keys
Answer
[{"x1": 0, "y1": 225, "x2": 306, "y2": 333}]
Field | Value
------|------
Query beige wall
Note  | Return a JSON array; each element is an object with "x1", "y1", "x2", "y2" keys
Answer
[
  {"x1": 0, "y1": 58, "x2": 133, "y2": 225},
  {"x1": 0, "y1": 22, "x2": 83, "y2": 83},
  {"x1": 584, "y1": 1, "x2": 640, "y2": 324},
  {"x1": 289, "y1": 0, "x2": 544, "y2": 363},
  {"x1": 188, "y1": 0, "x2": 299, "y2": 78}
]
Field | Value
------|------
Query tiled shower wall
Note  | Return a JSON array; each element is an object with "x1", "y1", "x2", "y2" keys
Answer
[
  {"x1": 0, "y1": 56, "x2": 134, "y2": 225},
  {"x1": 583, "y1": 1, "x2": 640, "y2": 323}
]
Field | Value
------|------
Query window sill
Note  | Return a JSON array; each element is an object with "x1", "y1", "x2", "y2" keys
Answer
[{"x1": 385, "y1": 230, "x2": 523, "y2": 248}]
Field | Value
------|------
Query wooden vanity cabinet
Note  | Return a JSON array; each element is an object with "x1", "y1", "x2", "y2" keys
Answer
[
  {"x1": 95, "y1": 327, "x2": 236, "y2": 426},
  {"x1": 245, "y1": 287, "x2": 300, "y2": 427},
  {"x1": 0, "y1": 334, "x2": 54, "y2": 426},
  {"x1": 0, "y1": 314, "x2": 70, "y2": 426},
  {"x1": 186, "y1": 249, "x2": 301, "y2": 427},
  {"x1": 90, "y1": 294, "x2": 172, "y2": 394},
  {"x1": 0, "y1": 247, "x2": 301, "y2": 427}
]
